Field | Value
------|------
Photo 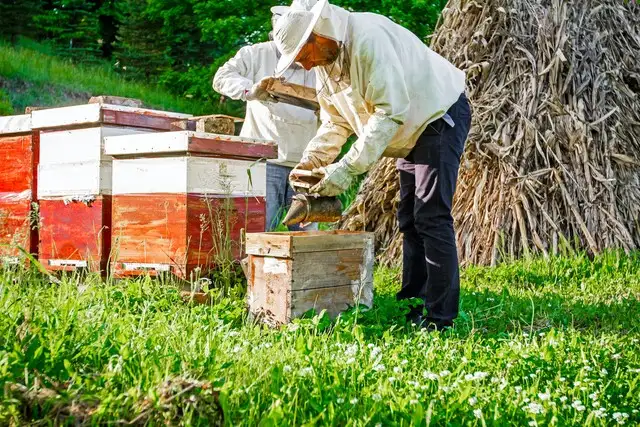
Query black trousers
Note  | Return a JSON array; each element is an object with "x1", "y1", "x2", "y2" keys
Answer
[{"x1": 396, "y1": 93, "x2": 471, "y2": 324}]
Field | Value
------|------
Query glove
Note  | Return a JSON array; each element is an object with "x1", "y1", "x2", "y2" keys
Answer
[
  {"x1": 245, "y1": 77, "x2": 279, "y2": 102},
  {"x1": 309, "y1": 160, "x2": 354, "y2": 197}
]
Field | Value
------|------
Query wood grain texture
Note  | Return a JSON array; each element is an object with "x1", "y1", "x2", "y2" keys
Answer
[
  {"x1": 265, "y1": 80, "x2": 320, "y2": 111},
  {"x1": 89, "y1": 96, "x2": 143, "y2": 108},
  {"x1": 38, "y1": 196, "x2": 112, "y2": 272},
  {"x1": 0, "y1": 114, "x2": 31, "y2": 135},
  {"x1": 246, "y1": 231, "x2": 375, "y2": 326},
  {"x1": 170, "y1": 115, "x2": 237, "y2": 135},
  {"x1": 0, "y1": 198, "x2": 35, "y2": 258},
  {"x1": 111, "y1": 194, "x2": 265, "y2": 278}
]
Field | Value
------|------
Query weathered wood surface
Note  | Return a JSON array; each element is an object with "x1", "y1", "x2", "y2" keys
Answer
[
  {"x1": 0, "y1": 114, "x2": 32, "y2": 135},
  {"x1": 111, "y1": 194, "x2": 265, "y2": 278},
  {"x1": 0, "y1": 198, "x2": 35, "y2": 259},
  {"x1": 0, "y1": 135, "x2": 38, "y2": 194},
  {"x1": 265, "y1": 79, "x2": 320, "y2": 111},
  {"x1": 104, "y1": 131, "x2": 277, "y2": 161},
  {"x1": 38, "y1": 196, "x2": 112, "y2": 272},
  {"x1": 245, "y1": 230, "x2": 374, "y2": 258},
  {"x1": 246, "y1": 231, "x2": 374, "y2": 326},
  {"x1": 31, "y1": 104, "x2": 191, "y2": 130},
  {"x1": 170, "y1": 114, "x2": 241, "y2": 135},
  {"x1": 88, "y1": 95, "x2": 143, "y2": 108}
]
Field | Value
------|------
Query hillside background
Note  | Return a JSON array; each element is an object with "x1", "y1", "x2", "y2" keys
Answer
[{"x1": 0, "y1": 0, "x2": 446, "y2": 116}]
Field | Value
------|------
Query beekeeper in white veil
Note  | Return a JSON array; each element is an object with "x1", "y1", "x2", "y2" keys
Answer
[
  {"x1": 213, "y1": 6, "x2": 319, "y2": 232},
  {"x1": 273, "y1": 0, "x2": 471, "y2": 331}
]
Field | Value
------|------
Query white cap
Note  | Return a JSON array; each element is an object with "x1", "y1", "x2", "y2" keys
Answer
[
  {"x1": 270, "y1": 6, "x2": 290, "y2": 16},
  {"x1": 273, "y1": 0, "x2": 327, "y2": 77}
]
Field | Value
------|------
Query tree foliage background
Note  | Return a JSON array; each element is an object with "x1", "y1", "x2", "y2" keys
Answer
[{"x1": 0, "y1": 0, "x2": 447, "y2": 112}]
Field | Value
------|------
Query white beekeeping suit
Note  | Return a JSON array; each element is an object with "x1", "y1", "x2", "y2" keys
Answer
[{"x1": 213, "y1": 41, "x2": 318, "y2": 168}]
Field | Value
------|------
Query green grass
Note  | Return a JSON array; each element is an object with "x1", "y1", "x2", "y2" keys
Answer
[
  {"x1": 0, "y1": 252, "x2": 638, "y2": 425},
  {"x1": 0, "y1": 39, "x2": 214, "y2": 115}
]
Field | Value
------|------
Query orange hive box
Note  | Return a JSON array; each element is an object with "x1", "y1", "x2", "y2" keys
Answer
[
  {"x1": 0, "y1": 114, "x2": 39, "y2": 264},
  {"x1": 31, "y1": 104, "x2": 192, "y2": 272},
  {"x1": 245, "y1": 231, "x2": 375, "y2": 326},
  {"x1": 104, "y1": 131, "x2": 277, "y2": 279}
]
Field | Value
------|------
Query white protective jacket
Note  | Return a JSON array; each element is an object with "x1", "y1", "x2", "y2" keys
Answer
[
  {"x1": 213, "y1": 41, "x2": 319, "y2": 167},
  {"x1": 297, "y1": 3, "x2": 466, "y2": 175}
]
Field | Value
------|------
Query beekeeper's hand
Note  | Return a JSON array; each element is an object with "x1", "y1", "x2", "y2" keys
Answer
[
  {"x1": 310, "y1": 160, "x2": 354, "y2": 197},
  {"x1": 245, "y1": 77, "x2": 279, "y2": 102}
]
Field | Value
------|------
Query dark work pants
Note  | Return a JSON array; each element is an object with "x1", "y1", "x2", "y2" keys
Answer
[{"x1": 396, "y1": 93, "x2": 471, "y2": 325}]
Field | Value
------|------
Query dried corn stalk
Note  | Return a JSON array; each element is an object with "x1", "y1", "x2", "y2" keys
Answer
[{"x1": 341, "y1": 0, "x2": 640, "y2": 266}]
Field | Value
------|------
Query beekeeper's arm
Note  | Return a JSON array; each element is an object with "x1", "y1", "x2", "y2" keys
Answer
[
  {"x1": 213, "y1": 46, "x2": 277, "y2": 102},
  {"x1": 296, "y1": 96, "x2": 354, "y2": 170},
  {"x1": 310, "y1": 35, "x2": 407, "y2": 197}
]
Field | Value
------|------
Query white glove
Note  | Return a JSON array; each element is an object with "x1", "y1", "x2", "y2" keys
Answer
[
  {"x1": 245, "y1": 77, "x2": 279, "y2": 102},
  {"x1": 310, "y1": 160, "x2": 355, "y2": 197}
]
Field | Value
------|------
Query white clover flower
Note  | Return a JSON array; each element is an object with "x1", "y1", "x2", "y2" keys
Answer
[
  {"x1": 612, "y1": 353, "x2": 622, "y2": 360},
  {"x1": 423, "y1": 371, "x2": 439, "y2": 380},
  {"x1": 515, "y1": 386, "x2": 523, "y2": 393},
  {"x1": 529, "y1": 421, "x2": 538, "y2": 427},
  {"x1": 350, "y1": 398, "x2": 358, "y2": 405},
  {"x1": 491, "y1": 377, "x2": 499, "y2": 384},
  {"x1": 393, "y1": 366, "x2": 402, "y2": 374},
  {"x1": 345, "y1": 344, "x2": 358, "y2": 357},
  {"x1": 388, "y1": 377, "x2": 397, "y2": 383},
  {"x1": 524, "y1": 398, "x2": 530, "y2": 403},
  {"x1": 574, "y1": 381, "x2": 581, "y2": 387},
  {"x1": 592, "y1": 401, "x2": 601, "y2": 408},
  {"x1": 439, "y1": 370, "x2": 451, "y2": 377},
  {"x1": 232, "y1": 345, "x2": 242, "y2": 353},
  {"x1": 298, "y1": 367, "x2": 313, "y2": 377},
  {"x1": 372, "y1": 393, "x2": 382, "y2": 401},
  {"x1": 368, "y1": 343, "x2": 375, "y2": 348},
  {"x1": 560, "y1": 377, "x2": 566, "y2": 382},
  {"x1": 529, "y1": 373, "x2": 536, "y2": 378},
  {"x1": 462, "y1": 357, "x2": 469, "y2": 363},
  {"x1": 346, "y1": 357, "x2": 356, "y2": 364},
  {"x1": 469, "y1": 397, "x2": 478, "y2": 406},
  {"x1": 594, "y1": 408, "x2": 607, "y2": 419},
  {"x1": 373, "y1": 363, "x2": 386, "y2": 372},
  {"x1": 499, "y1": 379, "x2": 509, "y2": 390},
  {"x1": 523, "y1": 332, "x2": 529, "y2": 337},
  {"x1": 572, "y1": 400, "x2": 586, "y2": 412},
  {"x1": 410, "y1": 399, "x2": 419, "y2": 405},
  {"x1": 473, "y1": 409, "x2": 482, "y2": 418},
  {"x1": 632, "y1": 409, "x2": 639, "y2": 414},
  {"x1": 612, "y1": 412, "x2": 629, "y2": 425},
  {"x1": 370, "y1": 347, "x2": 382, "y2": 359},
  {"x1": 584, "y1": 366, "x2": 593, "y2": 372},
  {"x1": 589, "y1": 392, "x2": 598, "y2": 400},
  {"x1": 402, "y1": 359, "x2": 409, "y2": 365},
  {"x1": 441, "y1": 386, "x2": 450, "y2": 393},
  {"x1": 538, "y1": 392, "x2": 551, "y2": 401},
  {"x1": 560, "y1": 396, "x2": 568, "y2": 403},
  {"x1": 523, "y1": 402, "x2": 544, "y2": 414},
  {"x1": 283, "y1": 365, "x2": 292, "y2": 373},
  {"x1": 600, "y1": 369, "x2": 608, "y2": 376},
  {"x1": 549, "y1": 339, "x2": 559, "y2": 346},
  {"x1": 337, "y1": 398, "x2": 345, "y2": 404}
]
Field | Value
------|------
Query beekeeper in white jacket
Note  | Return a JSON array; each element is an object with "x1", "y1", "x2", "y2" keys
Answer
[
  {"x1": 213, "y1": 6, "x2": 319, "y2": 232},
  {"x1": 273, "y1": 0, "x2": 472, "y2": 330}
]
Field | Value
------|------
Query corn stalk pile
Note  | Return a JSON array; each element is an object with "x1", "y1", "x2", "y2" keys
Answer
[{"x1": 340, "y1": 0, "x2": 640, "y2": 266}]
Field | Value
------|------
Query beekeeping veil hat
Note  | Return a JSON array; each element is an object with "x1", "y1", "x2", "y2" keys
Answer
[{"x1": 273, "y1": 0, "x2": 327, "y2": 77}]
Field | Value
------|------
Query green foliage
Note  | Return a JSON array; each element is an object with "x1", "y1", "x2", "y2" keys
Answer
[
  {"x1": 0, "y1": 0, "x2": 43, "y2": 43},
  {"x1": 0, "y1": 89, "x2": 13, "y2": 115},
  {"x1": 0, "y1": 252, "x2": 638, "y2": 424}
]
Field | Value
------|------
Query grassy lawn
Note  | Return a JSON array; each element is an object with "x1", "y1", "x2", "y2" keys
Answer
[
  {"x1": 0, "y1": 39, "x2": 221, "y2": 116},
  {"x1": 0, "y1": 252, "x2": 638, "y2": 425}
]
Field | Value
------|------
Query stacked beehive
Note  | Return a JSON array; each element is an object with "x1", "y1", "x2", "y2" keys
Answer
[
  {"x1": 104, "y1": 131, "x2": 277, "y2": 279},
  {"x1": 0, "y1": 114, "x2": 38, "y2": 263},
  {"x1": 31, "y1": 103, "x2": 191, "y2": 272}
]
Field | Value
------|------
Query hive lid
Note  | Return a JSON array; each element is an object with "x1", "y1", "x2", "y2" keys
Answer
[
  {"x1": 31, "y1": 103, "x2": 192, "y2": 130},
  {"x1": 0, "y1": 114, "x2": 31, "y2": 135},
  {"x1": 245, "y1": 231, "x2": 374, "y2": 258},
  {"x1": 104, "y1": 130, "x2": 278, "y2": 161}
]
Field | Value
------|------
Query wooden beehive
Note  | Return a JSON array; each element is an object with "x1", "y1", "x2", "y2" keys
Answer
[
  {"x1": 245, "y1": 231, "x2": 374, "y2": 326},
  {"x1": 104, "y1": 131, "x2": 277, "y2": 279},
  {"x1": 265, "y1": 79, "x2": 320, "y2": 111},
  {"x1": 0, "y1": 114, "x2": 39, "y2": 263},
  {"x1": 31, "y1": 103, "x2": 192, "y2": 272}
]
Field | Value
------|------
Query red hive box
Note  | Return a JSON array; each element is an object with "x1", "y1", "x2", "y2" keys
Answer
[
  {"x1": 0, "y1": 114, "x2": 38, "y2": 263},
  {"x1": 31, "y1": 104, "x2": 192, "y2": 272},
  {"x1": 104, "y1": 131, "x2": 277, "y2": 279}
]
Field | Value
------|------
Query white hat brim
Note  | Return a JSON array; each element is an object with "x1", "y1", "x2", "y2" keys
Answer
[
  {"x1": 274, "y1": 0, "x2": 327, "y2": 77},
  {"x1": 270, "y1": 6, "x2": 290, "y2": 16}
]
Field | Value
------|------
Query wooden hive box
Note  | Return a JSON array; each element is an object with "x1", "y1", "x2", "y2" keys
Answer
[
  {"x1": 104, "y1": 131, "x2": 277, "y2": 279},
  {"x1": 245, "y1": 231, "x2": 374, "y2": 326},
  {"x1": 0, "y1": 114, "x2": 39, "y2": 263},
  {"x1": 31, "y1": 103, "x2": 192, "y2": 272}
]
